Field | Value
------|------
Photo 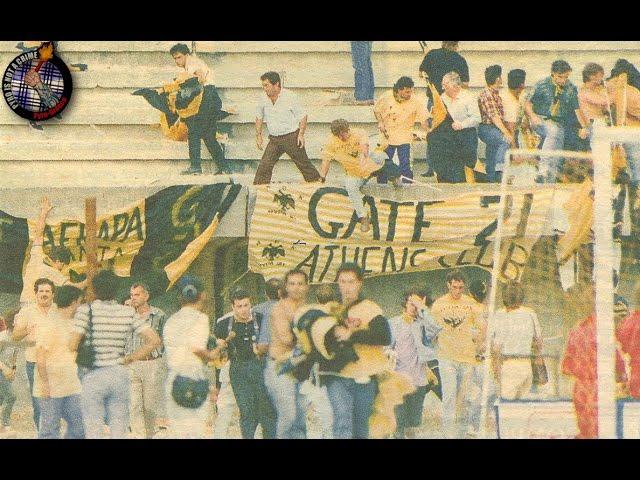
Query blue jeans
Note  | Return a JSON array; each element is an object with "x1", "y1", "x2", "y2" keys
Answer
[
  {"x1": 533, "y1": 120, "x2": 565, "y2": 181},
  {"x1": 264, "y1": 358, "x2": 307, "y2": 439},
  {"x1": 38, "y1": 394, "x2": 85, "y2": 439},
  {"x1": 350, "y1": 41, "x2": 374, "y2": 102},
  {"x1": 383, "y1": 144, "x2": 412, "y2": 183},
  {"x1": 439, "y1": 358, "x2": 474, "y2": 438},
  {"x1": 325, "y1": 376, "x2": 377, "y2": 439},
  {"x1": 478, "y1": 124, "x2": 510, "y2": 183},
  {"x1": 26, "y1": 361, "x2": 40, "y2": 430},
  {"x1": 229, "y1": 358, "x2": 277, "y2": 439},
  {"x1": 80, "y1": 365, "x2": 130, "y2": 439},
  {"x1": 0, "y1": 374, "x2": 16, "y2": 426},
  {"x1": 623, "y1": 142, "x2": 640, "y2": 185}
]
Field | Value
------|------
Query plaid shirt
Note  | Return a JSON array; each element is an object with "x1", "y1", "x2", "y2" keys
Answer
[
  {"x1": 124, "y1": 305, "x2": 167, "y2": 359},
  {"x1": 478, "y1": 86, "x2": 505, "y2": 125}
]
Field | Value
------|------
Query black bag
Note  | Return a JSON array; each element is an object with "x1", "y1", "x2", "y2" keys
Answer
[
  {"x1": 172, "y1": 375, "x2": 209, "y2": 409},
  {"x1": 76, "y1": 305, "x2": 95, "y2": 368}
]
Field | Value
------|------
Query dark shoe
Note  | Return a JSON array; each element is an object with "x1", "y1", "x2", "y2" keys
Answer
[
  {"x1": 181, "y1": 166, "x2": 203, "y2": 175},
  {"x1": 421, "y1": 169, "x2": 435, "y2": 178},
  {"x1": 480, "y1": 198, "x2": 489, "y2": 208}
]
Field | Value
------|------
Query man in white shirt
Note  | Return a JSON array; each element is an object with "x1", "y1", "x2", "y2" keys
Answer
[
  {"x1": 430, "y1": 72, "x2": 480, "y2": 183},
  {"x1": 13, "y1": 278, "x2": 59, "y2": 431},
  {"x1": 163, "y1": 43, "x2": 228, "y2": 175},
  {"x1": 253, "y1": 71, "x2": 321, "y2": 185}
]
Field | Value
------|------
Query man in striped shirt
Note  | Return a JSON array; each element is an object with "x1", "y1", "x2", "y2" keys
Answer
[{"x1": 69, "y1": 270, "x2": 161, "y2": 439}]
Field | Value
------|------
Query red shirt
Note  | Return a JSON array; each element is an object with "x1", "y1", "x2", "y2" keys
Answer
[
  {"x1": 478, "y1": 86, "x2": 505, "y2": 125},
  {"x1": 617, "y1": 311, "x2": 640, "y2": 397},
  {"x1": 562, "y1": 315, "x2": 626, "y2": 386}
]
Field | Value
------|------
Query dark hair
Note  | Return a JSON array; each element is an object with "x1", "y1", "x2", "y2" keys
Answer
[
  {"x1": 330, "y1": 119, "x2": 350, "y2": 137},
  {"x1": 502, "y1": 281, "x2": 525, "y2": 309},
  {"x1": 264, "y1": 277, "x2": 282, "y2": 301},
  {"x1": 442, "y1": 41, "x2": 459, "y2": 49},
  {"x1": 403, "y1": 287, "x2": 433, "y2": 309},
  {"x1": 55, "y1": 285, "x2": 83, "y2": 308},
  {"x1": 177, "y1": 275, "x2": 204, "y2": 304},
  {"x1": 393, "y1": 76, "x2": 415, "y2": 93},
  {"x1": 445, "y1": 269, "x2": 465, "y2": 285},
  {"x1": 34, "y1": 277, "x2": 55, "y2": 294},
  {"x1": 1, "y1": 309, "x2": 19, "y2": 331},
  {"x1": 316, "y1": 283, "x2": 338, "y2": 304},
  {"x1": 282, "y1": 269, "x2": 308, "y2": 298},
  {"x1": 49, "y1": 246, "x2": 71, "y2": 265},
  {"x1": 582, "y1": 63, "x2": 604, "y2": 83},
  {"x1": 551, "y1": 60, "x2": 572, "y2": 74},
  {"x1": 507, "y1": 69, "x2": 526, "y2": 90},
  {"x1": 469, "y1": 280, "x2": 487, "y2": 303},
  {"x1": 131, "y1": 282, "x2": 150, "y2": 295},
  {"x1": 484, "y1": 65, "x2": 502, "y2": 86},
  {"x1": 92, "y1": 270, "x2": 119, "y2": 301},
  {"x1": 230, "y1": 288, "x2": 251, "y2": 305},
  {"x1": 609, "y1": 59, "x2": 640, "y2": 91},
  {"x1": 170, "y1": 43, "x2": 190, "y2": 56},
  {"x1": 336, "y1": 262, "x2": 364, "y2": 281},
  {"x1": 260, "y1": 71, "x2": 281, "y2": 86}
]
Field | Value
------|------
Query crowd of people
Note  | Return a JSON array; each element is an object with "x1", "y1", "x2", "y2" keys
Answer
[
  {"x1": 4, "y1": 42, "x2": 640, "y2": 439},
  {"x1": 136, "y1": 42, "x2": 640, "y2": 235},
  {"x1": 0, "y1": 192, "x2": 640, "y2": 439}
]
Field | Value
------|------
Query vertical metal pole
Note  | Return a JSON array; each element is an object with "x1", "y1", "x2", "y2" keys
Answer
[
  {"x1": 479, "y1": 149, "x2": 512, "y2": 438},
  {"x1": 592, "y1": 122, "x2": 616, "y2": 438}
]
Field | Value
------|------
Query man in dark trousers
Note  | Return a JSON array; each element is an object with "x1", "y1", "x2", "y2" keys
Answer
[
  {"x1": 253, "y1": 71, "x2": 321, "y2": 185},
  {"x1": 214, "y1": 289, "x2": 277, "y2": 439}
]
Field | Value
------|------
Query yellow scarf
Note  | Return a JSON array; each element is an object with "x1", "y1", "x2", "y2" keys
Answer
[{"x1": 550, "y1": 83, "x2": 564, "y2": 117}]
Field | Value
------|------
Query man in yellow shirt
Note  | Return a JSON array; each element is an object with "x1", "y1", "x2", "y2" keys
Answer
[
  {"x1": 373, "y1": 77, "x2": 429, "y2": 183},
  {"x1": 430, "y1": 270, "x2": 484, "y2": 438},
  {"x1": 319, "y1": 119, "x2": 401, "y2": 233}
]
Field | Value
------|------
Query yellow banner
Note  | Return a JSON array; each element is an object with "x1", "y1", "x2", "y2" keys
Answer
[
  {"x1": 27, "y1": 199, "x2": 146, "y2": 278},
  {"x1": 249, "y1": 184, "x2": 558, "y2": 284}
]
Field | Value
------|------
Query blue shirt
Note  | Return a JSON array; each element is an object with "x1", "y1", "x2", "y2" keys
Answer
[
  {"x1": 389, "y1": 308, "x2": 442, "y2": 363},
  {"x1": 419, "y1": 307, "x2": 442, "y2": 362},
  {"x1": 254, "y1": 299, "x2": 278, "y2": 344},
  {"x1": 530, "y1": 77, "x2": 580, "y2": 124}
]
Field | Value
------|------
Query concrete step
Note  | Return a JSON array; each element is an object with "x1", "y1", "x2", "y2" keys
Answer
[
  {"x1": 1, "y1": 124, "x2": 422, "y2": 161},
  {"x1": 2, "y1": 40, "x2": 638, "y2": 53},
  {"x1": 3, "y1": 49, "x2": 637, "y2": 90},
  {"x1": 0, "y1": 89, "x2": 399, "y2": 124}
]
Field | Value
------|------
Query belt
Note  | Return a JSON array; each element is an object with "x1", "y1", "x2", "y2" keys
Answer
[{"x1": 269, "y1": 129, "x2": 299, "y2": 139}]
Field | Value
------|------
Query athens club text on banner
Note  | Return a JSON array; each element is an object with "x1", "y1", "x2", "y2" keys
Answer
[{"x1": 248, "y1": 184, "x2": 560, "y2": 284}]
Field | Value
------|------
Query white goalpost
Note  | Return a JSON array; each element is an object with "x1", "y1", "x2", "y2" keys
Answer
[{"x1": 478, "y1": 121, "x2": 638, "y2": 438}]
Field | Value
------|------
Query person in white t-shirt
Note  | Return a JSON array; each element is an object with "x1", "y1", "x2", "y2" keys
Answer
[
  {"x1": 163, "y1": 275, "x2": 221, "y2": 438},
  {"x1": 491, "y1": 282, "x2": 543, "y2": 400},
  {"x1": 159, "y1": 43, "x2": 228, "y2": 175}
]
